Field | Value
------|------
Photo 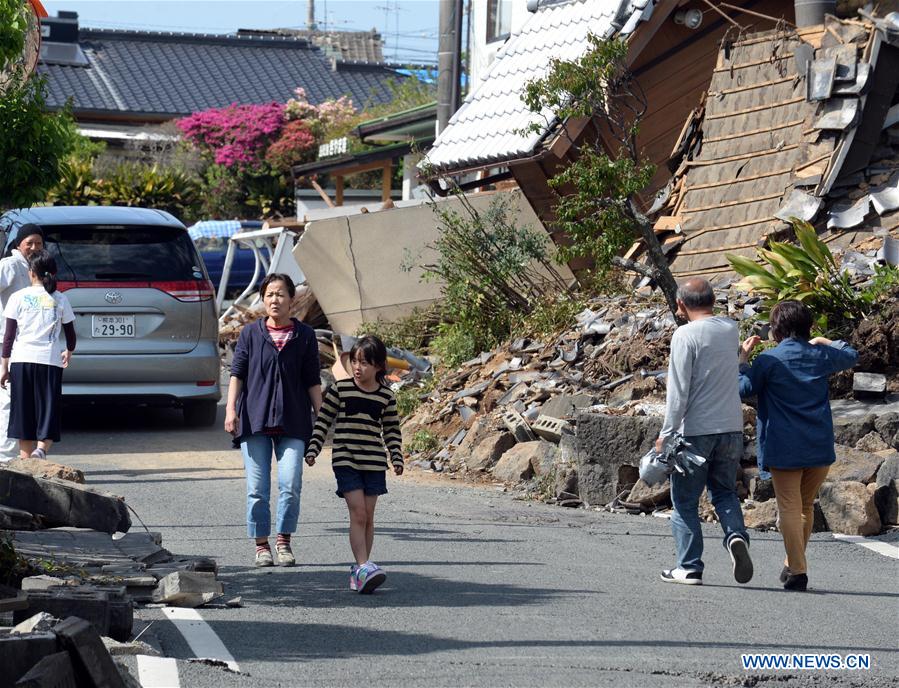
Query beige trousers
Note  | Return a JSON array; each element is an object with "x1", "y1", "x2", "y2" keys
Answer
[{"x1": 770, "y1": 465, "x2": 831, "y2": 574}]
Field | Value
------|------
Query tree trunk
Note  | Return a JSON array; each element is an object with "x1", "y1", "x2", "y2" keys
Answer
[{"x1": 628, "y1": 197, "x2": 684, "y2": 324}]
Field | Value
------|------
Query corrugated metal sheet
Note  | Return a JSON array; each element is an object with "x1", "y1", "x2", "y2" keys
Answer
[{"x1": 421, "y1": 0, "x2": 655, "y2": 175}]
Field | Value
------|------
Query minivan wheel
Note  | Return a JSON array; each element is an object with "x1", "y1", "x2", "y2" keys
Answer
[{"x1": 183, "y1": 400, "x2": 218, "y2": 427}]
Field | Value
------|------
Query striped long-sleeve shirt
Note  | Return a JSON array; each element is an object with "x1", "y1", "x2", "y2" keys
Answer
[{"x1": 305, "y1": 379, "x2": 403, "y2": 470}]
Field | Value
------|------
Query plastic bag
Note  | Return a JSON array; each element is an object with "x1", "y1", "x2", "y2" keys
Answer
[{"x1": 639, "y1": 434, "x2": 707, "y2": 486}]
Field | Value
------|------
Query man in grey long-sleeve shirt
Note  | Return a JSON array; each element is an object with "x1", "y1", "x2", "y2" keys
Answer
[{"x1": 656, "y1": 278, "x2": 752, "y2": 586}]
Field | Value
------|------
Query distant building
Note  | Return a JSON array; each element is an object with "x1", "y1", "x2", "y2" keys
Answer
[{"x1": 37, "y1": 11, "x2": 404, "y2": 148}]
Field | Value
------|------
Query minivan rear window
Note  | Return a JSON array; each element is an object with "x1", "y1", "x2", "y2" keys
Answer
[{"x1": 44, "y1": 225, "x2": 200, "y2": 282}]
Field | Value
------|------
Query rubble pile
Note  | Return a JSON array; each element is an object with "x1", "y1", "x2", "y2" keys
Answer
[
  {"x1": 401, "y1": 274, "x2": 899, "y2": 537},
  {"x1": 1, "y1": 462, "x2": 228, "y2": 685}
]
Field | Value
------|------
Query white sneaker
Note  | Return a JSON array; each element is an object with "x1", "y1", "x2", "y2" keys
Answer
[{"x1": 660, "y1": 568, "x2": 703, "y2": 585}]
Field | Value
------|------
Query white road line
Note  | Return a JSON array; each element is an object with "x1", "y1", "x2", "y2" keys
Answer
[
  {"x1": 161, "y1": 607, "x2": 240, "y2": 673},
  {"x1": 833, "y1": 533, "x2": 899, "y2": 559},
  {"x1": 136, "y1": 655, "x2": 180, "y2": 688}
]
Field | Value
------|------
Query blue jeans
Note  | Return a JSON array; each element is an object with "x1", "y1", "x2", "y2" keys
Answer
[
  {"x1": 670, "y1": 432, "x2": 747, "y2": 572},
  {"x1": 241, "y1": 434, "x2": 305, "y2": 538}
]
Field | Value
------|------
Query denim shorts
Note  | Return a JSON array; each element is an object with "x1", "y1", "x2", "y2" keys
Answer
[{"x1": 333, "y1": 466, "x2": 388, "y2": 498}]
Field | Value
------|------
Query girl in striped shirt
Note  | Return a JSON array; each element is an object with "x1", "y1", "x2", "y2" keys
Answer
[{"x1": 305, "y1": 335, "x2": 403, "y2": 593}]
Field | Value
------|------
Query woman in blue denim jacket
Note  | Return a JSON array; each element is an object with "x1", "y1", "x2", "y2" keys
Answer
[{"x1": 738, "y1": 300, "x2": 857, "y2": 592}]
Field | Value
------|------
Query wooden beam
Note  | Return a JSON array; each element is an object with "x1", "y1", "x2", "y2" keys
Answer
[
  {"x1": 381, "y1": 163, "x2": 392, "y2": 202},
  {"x1": 625, "y1": 0, "x2": 680, "y2": 68},
  {"x1": 310, "y1": 179, "x2": 334, "y2": 208},
  {"x1": 335, "y1": 175, "x2": 344, "y2": 206}
]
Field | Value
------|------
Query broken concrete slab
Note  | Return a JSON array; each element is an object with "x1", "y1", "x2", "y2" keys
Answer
[
  {"x1": 151, "y1": 571, "x2": 223, "y2": 608},
  {"x1": 11, "y1": 529, "x2": 166, "y2": 571},
  {"x1": 13, "y1": 650, "x2": 76, "y2": 688},
  {"x1": 21, "y1": 575, "x2": 70, "y2": 592},
  {"x1": 0, "y1": 583, "x2": 29, "y2": 612},
  {"x1": 626, "y1": 479, "x2": 671, "y2": 509},
  {"x1": 465, "y1": 432, "x2": 516, "y2": 472},
  {"x1": 5, "y1": 458, "x2": 85, "y2": 484},
  {"x1": 743, "y1": 499, "x2": 778, "y2": 530},
  {"x1": 0, "y1": 504, "x2": 41, "y2": 530},
  {"x1": 0, "y1": 470, "x2": 130, "y2": 534},
  {"x1": 53, "y1": 616, "x2": 126, "y2": 688},
  {"x1": 829, "y1": 445, "x2": 886, "y2": 483},
  {"x1": 818, "y1": 481, "x2": 882, "y2": 535},
  {"x1": 540, "y1": 394, "x2": 594, "y2": 421},
  {"x1": 11, "y1": 612, "x2": 60, "y2": 635},
  {"x1": 831, "y1": 413, "x2": 878, "y2": 447},
  {"x1": 102, "y1": 637, "x2": 160, "y2": 657},
  {"x1": 853, "y1": 372, "x2": 887, "y2": 399},
  {"x1": 874, "y1": 412, "x2": 899, "y2": 449},
  {"x1": 14, "y1": 587, "x2": 113, "y2": 641},
  {"x1": 0, "y1": 633, "x2": 60, "y2": 686},
  {"x1": 574, "y1": 413, "x2": 663, "y2": 507}
]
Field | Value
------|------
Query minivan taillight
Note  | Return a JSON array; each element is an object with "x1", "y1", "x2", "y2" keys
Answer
[
  {"x1": 57, "y1": 281, "x2": 77, "y2": 292},
  {"x1": 152, "y1": 280, "x2": 215, "y2": 302}
]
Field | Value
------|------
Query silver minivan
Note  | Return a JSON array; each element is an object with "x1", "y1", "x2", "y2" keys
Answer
[{"x1": 0, "y1": 206, "x2": 221, "y2": 426}]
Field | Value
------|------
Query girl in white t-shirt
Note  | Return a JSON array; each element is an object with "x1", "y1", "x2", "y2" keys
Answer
[{"x1": 0, "y1": 251, "x2": 76, "y2": 459}]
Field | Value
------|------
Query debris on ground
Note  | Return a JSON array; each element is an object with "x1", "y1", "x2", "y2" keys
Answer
[{"x1": 400, "y1": 235, "x2": 899, "y2": 537}]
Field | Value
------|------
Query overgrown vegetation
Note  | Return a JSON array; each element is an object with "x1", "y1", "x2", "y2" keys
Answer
[
  {"x1": 521, "y1": 34, "x2": 681, "y2": 319},
  {"x1": 407, "y1": 429, "x2": 440, "y2": 456},
  {"x1": 400, "y1": 190, "x2": 572, "y2": 367},
  {"x1": 0, "y1": 74, "x2": 76, "y2": 209},
  {"x1": 727, "y1": 218, "x2": 899, "y2": 335}
]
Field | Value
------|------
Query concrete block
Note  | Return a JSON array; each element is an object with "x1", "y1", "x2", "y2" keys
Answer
[
  {"x1": 501, "y1": 408, "x2": 536, "y2": 442},
  {"x1": 152, "y1": 571, "x2": 223, "y2": 608},
  {"x1": 91, "y1": 586, "x2": 134, "y2": 643},
  {"x1": 15, "y1": 587, "x2": 111, "y2": 639},
  {"x1": 21, "y1": 576, "x2": 69, "y2": 592},
  {"x1": 53, "y1": 616, "x2": 125, "y2": 688},
  {"x1": 574, "y1": 413, "x2": 663, "y2": 506},
  {"x1": 0, "y1": 633, "x2": 60, "y2": 686},
  {"x1": 14, "y1": 651, "x2": 76, "y2": 687},
  {"x1": 0, "y1": 469, "x2": 130, "y2": 534},
  {"x1": 0, "y1": 583, "x2": 29, "y2": 612},
  {"x1": 0, "y1": 504, "x2": 41, "y2": 530},
  {"x1": 531, "y1": 415, "x2": 569, "y2": 443},
  {"x1": 853, "y1": 372, "x2": 887, "y2": 399}
]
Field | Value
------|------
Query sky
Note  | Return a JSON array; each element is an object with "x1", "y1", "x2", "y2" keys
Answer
[{"x1": 42, "y1": 0, "x2": 440, "y2": 64}]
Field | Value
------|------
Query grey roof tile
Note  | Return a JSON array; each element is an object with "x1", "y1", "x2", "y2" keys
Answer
[{"x1": 38, "y1": 28, "x2": 402, "y2": 118}]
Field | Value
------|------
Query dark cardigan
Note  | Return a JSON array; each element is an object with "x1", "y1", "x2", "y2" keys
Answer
[{"x1": 230, "y1": 318, "x2": 321, "y2": 447}]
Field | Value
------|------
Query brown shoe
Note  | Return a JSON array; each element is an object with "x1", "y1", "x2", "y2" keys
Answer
[{"x1": 276, "y1": 543, "x2": 296, "y2": 566}]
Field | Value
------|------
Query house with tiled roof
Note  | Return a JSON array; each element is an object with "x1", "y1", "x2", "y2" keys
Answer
[
  {"x1": 237, "y1": 27, "x2": 385, "y2": 65},
  {"x1": 653, "y1": 12, "x2": 899, "y2": 279},
  {"x1": 37, "y1": 11, "x2": 404, "y2": 138},
  {"x1": 419, "y1": 0, "x2": 796, "y2": 264}
]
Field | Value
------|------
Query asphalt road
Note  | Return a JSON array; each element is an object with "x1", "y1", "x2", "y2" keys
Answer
[{"x1": 52, "y1": 401, "x2": 899, "y2": 688}]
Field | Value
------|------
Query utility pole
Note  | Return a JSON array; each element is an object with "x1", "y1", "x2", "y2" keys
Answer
[
  {"x1": 437, "y1": 0, "x2": 463, "y2": 134},
  {"x1": 307, "y1": 0, "x2": 316, "y2": 30}
]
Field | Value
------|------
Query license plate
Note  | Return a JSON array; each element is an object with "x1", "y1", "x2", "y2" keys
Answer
[{"x1": 92, "y1": 315, "x2": 135, "y2": 337}]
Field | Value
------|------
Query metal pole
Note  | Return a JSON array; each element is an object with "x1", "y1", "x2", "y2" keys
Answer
[
  {"x1": 437, "y1": 0, "x2": 456, "y2": 134},
  {"x1": 307, "y1": 0, "x2": 316, "y2": 30},
  {"x1": 451, "y1": 0, "x2": 463, "y2": 112}
]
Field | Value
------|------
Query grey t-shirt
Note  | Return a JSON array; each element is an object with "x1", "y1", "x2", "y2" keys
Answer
[{"x1": 660, "y1": 315, "x2": 743, "y2": 438}]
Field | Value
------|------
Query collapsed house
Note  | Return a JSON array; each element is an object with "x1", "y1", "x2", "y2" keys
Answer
[{"x1": 653, "y1": 11, "x2": 899, "y2": 278}]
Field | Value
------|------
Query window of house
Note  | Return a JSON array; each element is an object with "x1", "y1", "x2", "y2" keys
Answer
[{"x1": 487, "y1": 0, "x2": 512, "y2": 43}]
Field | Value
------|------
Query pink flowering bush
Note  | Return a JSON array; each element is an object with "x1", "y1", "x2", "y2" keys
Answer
[
  {"x1": 284, "y1": 87, "x2": 356, "y2": 138},
  {"x1": 265, "y1": 120, "x2": 317, "y2": 172},
  {"x1": 177, "y1": 102, "x2": 285, "y2": 170}
]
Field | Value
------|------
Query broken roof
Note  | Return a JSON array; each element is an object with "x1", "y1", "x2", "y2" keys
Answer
[
  {"x1": 420, "y1": 0, "x2": 658, "y2": 176},
  {"x1": 659, "y1": 14, "x2": 899, "y2": 278}
]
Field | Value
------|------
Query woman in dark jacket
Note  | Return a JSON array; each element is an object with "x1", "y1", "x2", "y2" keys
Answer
[
  {"x1": 225, "y1": 274, "x2": 322, "y2": 567},
  {"x1": 738, "y1": 300, "x2": 857, "y2": 591}
]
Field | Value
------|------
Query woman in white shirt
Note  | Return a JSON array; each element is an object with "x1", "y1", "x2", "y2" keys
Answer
[{"x1": 0, "y1": 250, "x2": 76, "y2": 460}]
